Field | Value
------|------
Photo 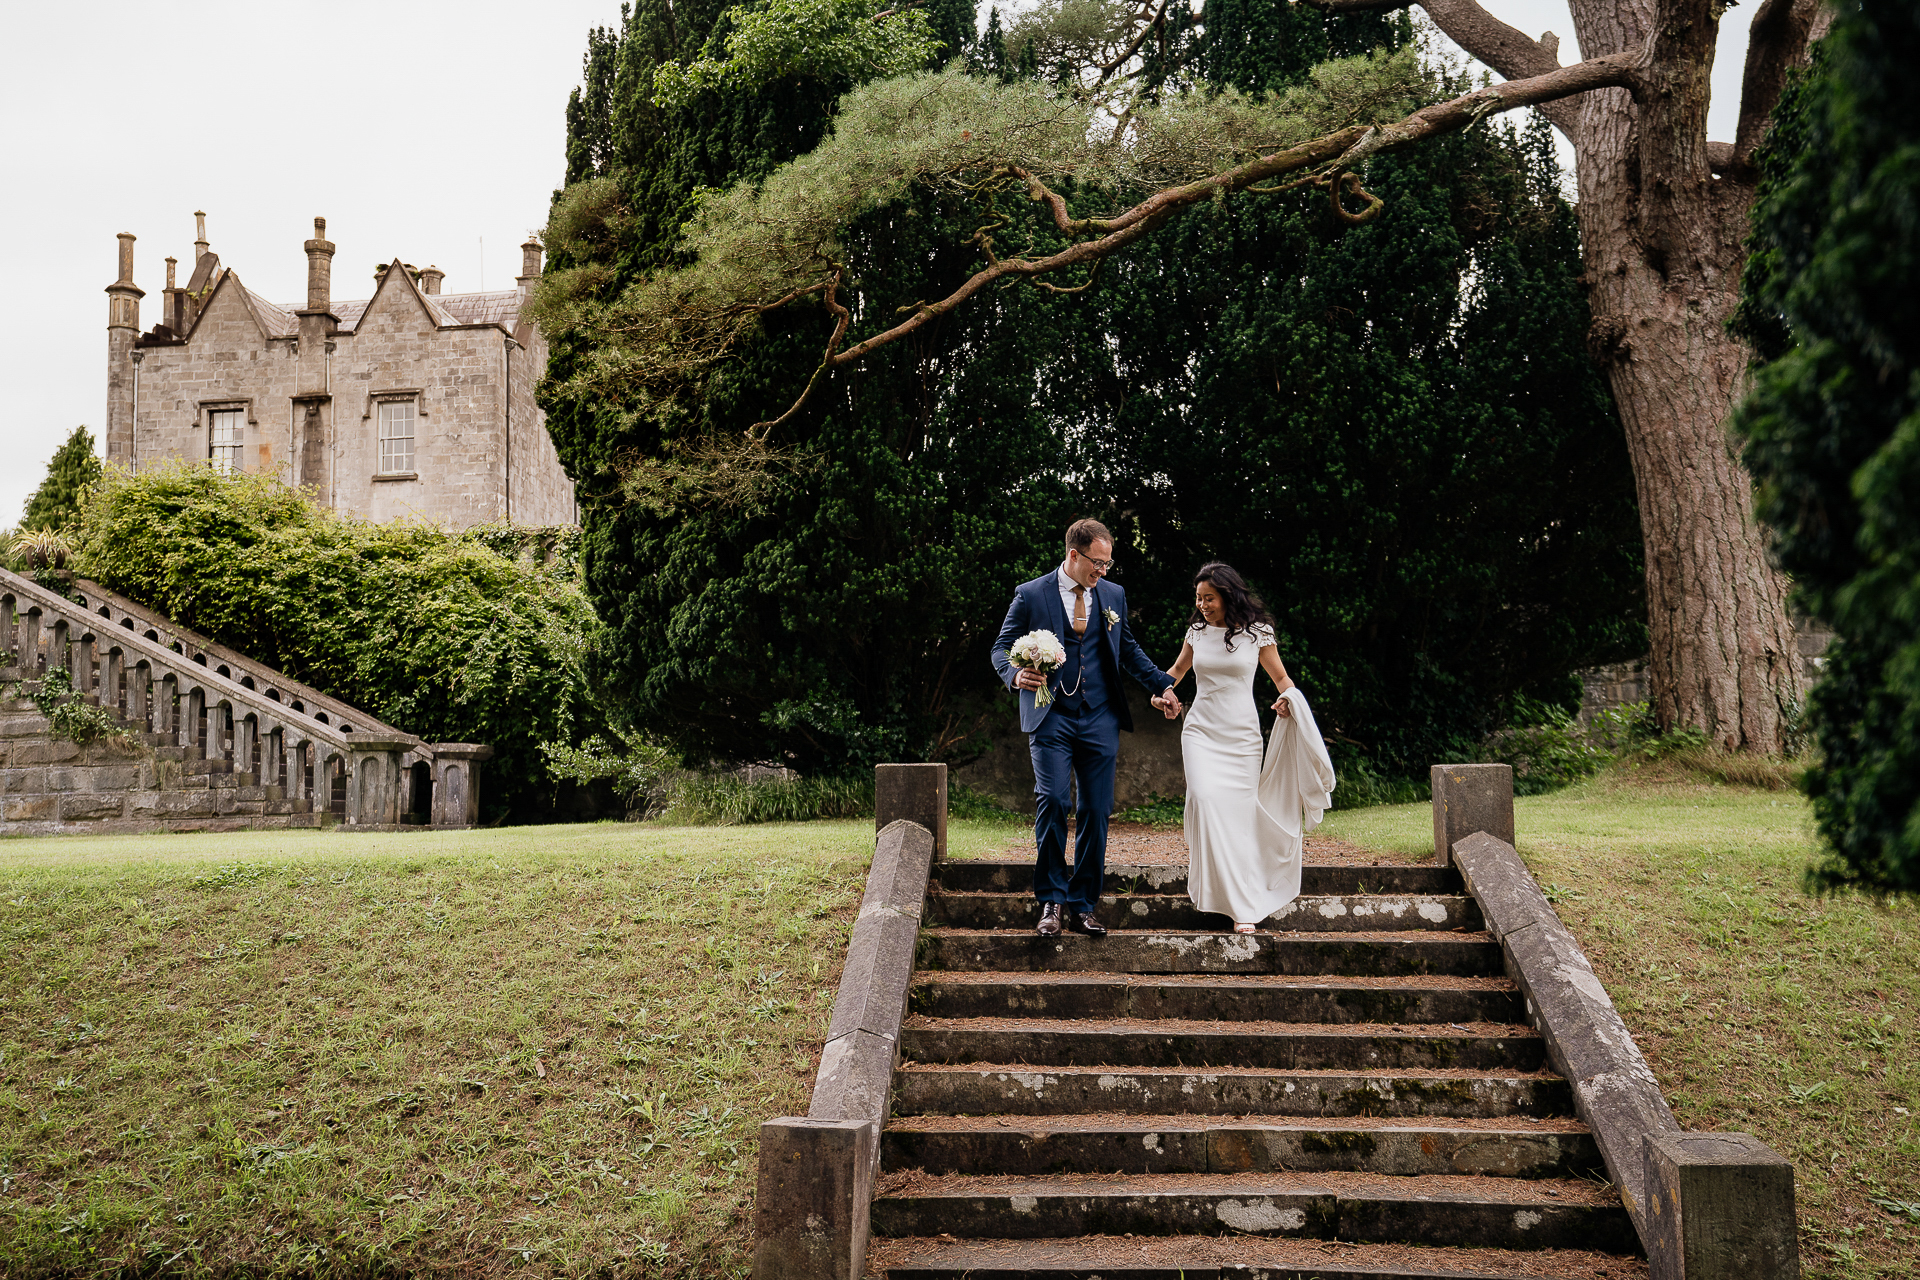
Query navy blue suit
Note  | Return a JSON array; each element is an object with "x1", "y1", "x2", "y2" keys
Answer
[{"x1": 991, "y1": 574, "x2": 1175, "y2": 909}]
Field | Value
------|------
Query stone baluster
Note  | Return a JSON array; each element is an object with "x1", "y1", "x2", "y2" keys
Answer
[
  {"x1": 18, "y1": 609, "x2": 40, "y2": 675},
  {"x1": 236, "y1": 715, "x2": 256, "y2": 781},
  {"x1": 129, "y1": 664, "x2": 150, "y2": 732},
  {"x1": 185, "y1": 687, "x2": 205, "y2": 756},
  {"x1": 76, "y1": 634, "x2": 97, "y2": 701},
  {"x1": 49, "y1": 619, "x2": 69, "y2": 676},
  {"x1": 0, "y1": 597, "x2": 16, "y2": 667},
  {"x1": 103, "y1": 649, "x2": 123, "y2": 714}
]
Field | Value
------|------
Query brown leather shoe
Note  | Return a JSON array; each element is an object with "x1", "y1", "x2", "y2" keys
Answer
[
  {"x1": 1069, "y1": 909, "x2": 1108, "y2": 937},
  {"x1": 1036, "y1": 902, "x2": 1064, "y2": 937}
]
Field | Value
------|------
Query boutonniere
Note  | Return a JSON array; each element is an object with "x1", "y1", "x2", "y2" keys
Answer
[{"x1": 1102, "y1": 607, "x2": 1120, "y2": 628}]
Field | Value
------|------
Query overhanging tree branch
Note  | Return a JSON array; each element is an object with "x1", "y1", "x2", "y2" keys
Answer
[
  {"x1": 751, "y1": 48, "x2": 1640, "y2": 432},
  {"x1": 1300, "y1": 0, "x2": 1581, "y2": 136}
]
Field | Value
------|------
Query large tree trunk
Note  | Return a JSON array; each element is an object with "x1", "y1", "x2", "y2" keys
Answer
[{"x1": 1411, "y1": 0, "x2": 1814, "y2": 750}]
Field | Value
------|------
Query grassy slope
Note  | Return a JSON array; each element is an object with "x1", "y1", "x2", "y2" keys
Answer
[
  {"x1": 0, "y1": 819, "x2": 1008, "y2": 1279},
  {"x1": 1323, "y1": 772, "x2": 1919, "y2": 1278}
]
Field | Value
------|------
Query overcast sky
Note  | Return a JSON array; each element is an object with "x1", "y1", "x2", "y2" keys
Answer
[{"x1": 0, "y1": 0, "x2": 1759, "y2": 528}]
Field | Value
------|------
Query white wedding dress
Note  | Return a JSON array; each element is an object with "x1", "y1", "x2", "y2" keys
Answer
[{"x1": 1182, "y1": 623, "x2": 1337, "y2": 924}]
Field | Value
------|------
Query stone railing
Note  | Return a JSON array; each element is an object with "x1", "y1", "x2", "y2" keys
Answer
[{"x1": 1, "y1": 567, "x2": 490, "y2": 827}]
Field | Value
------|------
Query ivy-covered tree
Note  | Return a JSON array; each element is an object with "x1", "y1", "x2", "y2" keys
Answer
[
  {"x1": 540, "y1": 0, "x2": 1642, "y2": 775},
  {"x1": 21, "y1": 426, "x2": 103, "y2": 532},
  {"x1": 1734, "y1": 0, "x2": 1920, "y2": 896}
]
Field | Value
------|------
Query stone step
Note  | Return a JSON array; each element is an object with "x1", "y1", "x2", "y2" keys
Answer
[
  {"x1": 866, "y1": 1236, "x2": 1648, "y2": 1278},
  {"x1": 910, "y1": 973, "x2": 1525, "y2": 1026},
  {"x1": 881, "y1": 1115, "x2": 1603, "y2": 1180},
  {"x1": 918, "y1": 931, "x2": 1502, "y2": 978},
  {"x1": 936, "y1": 861, "x2": 1460, "y2": 898},
  {"x1": 901, "y1": 1018, "x2": 1543, "y2": 1073},
  {"x1": 928, "y1": 893, "x2": 1483, "y2": 933},
  {"x1": 867, "y1": 1170, "x2": 1638, "y2": 1252},
  {"x1": 892, "y1": 1066, "x2": 1572, "y2": 1119}
]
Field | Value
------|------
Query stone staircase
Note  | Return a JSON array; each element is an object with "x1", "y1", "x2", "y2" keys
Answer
[
  {"x1": 1, "y1": 566, "x2": 489, "y2": 834},
  {"x1": 0, "y1": 674, "x2": 334, "y2": 833},
  {"x1": 863, "y1": 853, "x2": 1648, "y2": 1278}
]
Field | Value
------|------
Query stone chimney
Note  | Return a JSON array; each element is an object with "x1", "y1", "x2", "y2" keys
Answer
[
  {"x1": 163, "y1": 256, "x2": 184, "y2": 334},
  {"x1": 517, "y1": 238, "x2": 543, "y2": 298},
  {"x1": 419, "y1": 264, "x2": 445, "y2": 295},
  {"x1": 104, "y1": 233, "x2": 145, "y2": 465},
  {"x1": 303, "y1": 216, "x2": 337, "y2": 315},
  {"x1": 297, "y1": 217, "x2": 337, "y2": 399},
  {"x1": 193, "y1": 210, "x2": 209, "y2": 263}
]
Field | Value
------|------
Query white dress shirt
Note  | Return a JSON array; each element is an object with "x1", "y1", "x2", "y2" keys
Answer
[{"x1": 1056, "y1": 564, "x2": 1094, "y2": 634}]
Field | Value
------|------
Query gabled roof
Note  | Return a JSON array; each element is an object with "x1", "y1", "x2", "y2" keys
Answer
[
  {"x1": 178, "y1": 269, "x2": 283, "y2": 344},
  {"x1": 246, "y1": 289, "x2": 298, "y2": 339},
  {"x1": 272, "y1": 285, "x2": 525, "y2": 336}
]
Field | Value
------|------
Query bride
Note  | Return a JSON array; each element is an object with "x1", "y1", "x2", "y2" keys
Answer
[{"x1": 1156, "y1": 563, "x2": 1335, "y2": 932}]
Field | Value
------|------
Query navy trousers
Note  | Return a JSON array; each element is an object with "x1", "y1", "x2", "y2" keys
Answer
[{"x1": 1029, "y1": 701, "x2": 1120, "y2": 910}]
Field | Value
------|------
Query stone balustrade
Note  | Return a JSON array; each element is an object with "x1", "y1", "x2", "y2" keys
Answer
[{"x1": 1, "y1": 567, "x2": 487, "y2": 828}]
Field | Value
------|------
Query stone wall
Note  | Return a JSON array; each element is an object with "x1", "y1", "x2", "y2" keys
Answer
[
  {"x1": 124, "y1": 268, "x2": 575, "y2": 531},
  {"x1": 954, "y1": 683, "x2": 1188, "y2": 813},
  {"x1": 1577, "y1": 613, "x2": 1835, "y2": 725},
  {"x1": 132, "y1": 282, "x2": 298, "y2": 475}
]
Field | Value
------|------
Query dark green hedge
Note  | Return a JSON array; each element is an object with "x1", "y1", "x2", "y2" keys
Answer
[{"x1": 1734, "y1": 0, "x2": 1920, "y2": 896}]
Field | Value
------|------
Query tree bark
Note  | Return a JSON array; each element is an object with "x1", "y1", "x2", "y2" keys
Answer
[{"x1": 1412, "y1": 0, "x2": 1810, "y2": 749}]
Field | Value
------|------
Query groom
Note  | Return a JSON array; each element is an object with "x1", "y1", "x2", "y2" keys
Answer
[{"x1": 992, "y1": 519, "x2": 1183, "y2": 938}]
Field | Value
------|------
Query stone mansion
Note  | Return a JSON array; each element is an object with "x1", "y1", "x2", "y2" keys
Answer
[{"x1": 103, "y1": 213, "x2": 576, "y2": 528}]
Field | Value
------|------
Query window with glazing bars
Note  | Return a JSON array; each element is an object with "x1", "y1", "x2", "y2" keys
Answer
[
  {"x1": 378, "y1": 399, "x2": 415, "y2": 474},
  {"x1": 208, "y1": 409, "x2": 244, "y2": 474}
]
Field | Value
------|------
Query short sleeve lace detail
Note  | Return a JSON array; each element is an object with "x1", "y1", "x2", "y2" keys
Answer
[{"x1": 1253, "y1": 624, "x2": 1277, "y2": 649}]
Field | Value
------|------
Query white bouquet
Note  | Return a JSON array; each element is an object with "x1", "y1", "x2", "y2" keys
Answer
[{"x1": 1009, "y1": 629, "x2": 1069, "y2": 707}]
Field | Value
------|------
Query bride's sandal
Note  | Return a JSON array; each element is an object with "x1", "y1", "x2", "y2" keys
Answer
[{"x1": 1232, "y1": 922, "x2": 1257, "y2": 934}]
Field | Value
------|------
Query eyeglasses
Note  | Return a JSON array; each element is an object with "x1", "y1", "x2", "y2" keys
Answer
[{"x1": 1075, "y1": 553, "x2": 1117, "y2": 573}]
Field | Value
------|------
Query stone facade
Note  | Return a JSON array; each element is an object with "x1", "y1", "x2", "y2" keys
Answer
[{"x1": 105, "y1": 213, "x2": 576, "y2": 529}]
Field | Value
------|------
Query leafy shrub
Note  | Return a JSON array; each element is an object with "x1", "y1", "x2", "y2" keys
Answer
[
  {"x1": 1329, "y1": 757, "x2": 1430, "y2": 810},
  {"x1": 1115, "y1": 793, "x2": 1187, "y2": 826},
  {"x1": 23, "y1": 667, "x2": 128, "y2": 749},
  {"x1": 72, "y1": 464, "x2": 603, "y2": 823},
  {"x1": 542, "y1": 728, "x2": 679, "y2": 817},
  {"x1": 949, "y1": 783, "x2": 1024, "y2": 823},
  {"x1": 1481, "y1": 695, "x2": 1612, "y2": 796},
  {"x1": 662, "y1": 773, "x2": 873, "y2": 825}
]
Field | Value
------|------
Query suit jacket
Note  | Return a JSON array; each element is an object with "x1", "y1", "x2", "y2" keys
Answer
[{"x1": 991, "y1": 573, "x2": 1174, "y2": 734}]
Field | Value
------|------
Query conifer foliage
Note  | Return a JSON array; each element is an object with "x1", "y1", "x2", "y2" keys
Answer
[
  {"x1": 1735, "y1": 0, "x2": 1920, "y2": 896},
  {"x1": 21, "y1": 426, "x2": 103, "y2": 533},
  {"x1": 541, "y1": 0, "x2": 1643, "y2": 775}
]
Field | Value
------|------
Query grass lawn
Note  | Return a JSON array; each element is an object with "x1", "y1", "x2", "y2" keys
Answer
[
  {"x1": 3, "y1": 788, "x2": 1914, "y2": 1277},
  {"x1": 1323, "y1": 771, "x2": 1920, "y2": 1278},
  {"x1": 0, "y1": 818, "x2": 1010, "y2": 1279}
]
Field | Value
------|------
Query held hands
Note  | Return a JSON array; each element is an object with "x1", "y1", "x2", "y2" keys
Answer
[{"x1": 1151, "y1": 688, "x2": 1183, "y2": 719}]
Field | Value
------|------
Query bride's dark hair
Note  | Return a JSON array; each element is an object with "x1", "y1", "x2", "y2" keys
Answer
[{"x1": 1189, "y1": 563, "x2": 1273, "y2": 650}]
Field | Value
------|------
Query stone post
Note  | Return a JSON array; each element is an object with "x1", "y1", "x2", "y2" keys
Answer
[
  {"x1": 875, "y1": 762, "x2": 947, "y2": 860},
  {"x1": 428, "y1": 744, "x2": 494, "y2": 827},
  {"x1": 752, "y1": 1118, "x2": 877, "y2": 1280},
  {"x1": 1645, "y1": 1132, "x2": 1800, "y2": 1280},
  {"x1": 105, "y1": 233, "x2": 145, "y2": 465},
  {"x1": 1430, "y1": 762, "x2": 1514, "y2": 865}
]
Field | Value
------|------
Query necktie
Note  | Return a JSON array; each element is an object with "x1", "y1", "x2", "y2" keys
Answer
[{"x1": 1072, "y1": 585, "x2": 1087, "y2": 635}]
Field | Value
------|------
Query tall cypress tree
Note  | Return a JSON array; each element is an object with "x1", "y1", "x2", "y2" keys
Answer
[
  {"x1": 1734, "y1": 0, "x2": 1920, "y2": 896},
  {"x1": 21, "y1": 426, "x2": 104, "y2": 533}
]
